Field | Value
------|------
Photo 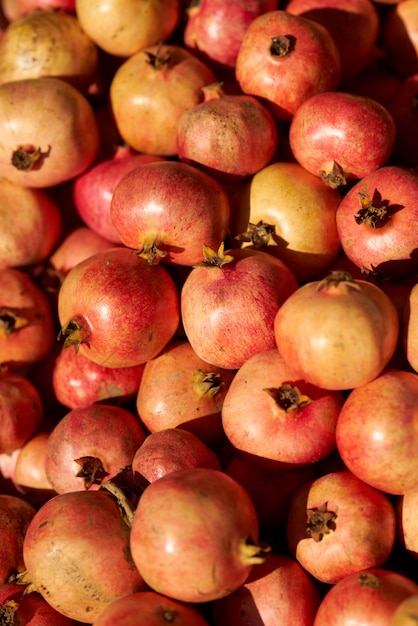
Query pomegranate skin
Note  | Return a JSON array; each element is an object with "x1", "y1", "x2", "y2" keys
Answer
[
  {"x1": 57, "y1": 247, "x2": 180, "y2": 368},
  {"x1": 130, "y1": 467, "x2": 265, "y2": 603},
  {"x1": 22, "y1": 490, "x2": 147, "y2": 623},
  {"x1": 176, "y1": 85, "x2": 278, "y2": 182}
]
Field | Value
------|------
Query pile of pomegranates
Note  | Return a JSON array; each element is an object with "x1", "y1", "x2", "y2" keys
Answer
[{"x1": 0, "y1": 0, "x2": 418, "y2": 624}]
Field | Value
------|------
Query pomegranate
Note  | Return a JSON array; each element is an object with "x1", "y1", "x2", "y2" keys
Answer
[
  {"x1": 0, "y1": 267, "x2": 55, "y2": 371},
  {"x1": 335, "y1": 368, "x2": 418, "y2": 495},
  {"x1": 75, "y1": 0, "x2": 181, "y2": 58},
  {"x1": 131, "y1": 428, "x2": 221, "y2": 484},
  {"x1": 0, "y1": 371, "x2": 43, "y2": 454},
  {"x1": 286, "y1": 470, "x2": 396, "y2": 584},
  {"x1": 235, "y1": 10, "x2": 341, "y2": 120},
  {"x1": 0, "y1": 494, "x2": 36, "y2": 583},
  {"x1": 0, "y1": 580, "x2": 77, "y2": 625},
  {"x1": 21, "y1": 488, "x2": 147, "y2": 623},
  {"x1": 386, "y1": 73, "x2": 418, "y2": 169},
  {"x1": 110, "y1": 161, "x2": 231, "y2": 266},
  {"x1": 109, "y1": 44, "x2": 217, "y2": 156},
  {"x1": 285, "y1": 0, "x2": 380, "y2": 84},
  {"x1": 380, "y1": 0, "x2": 418, "y2": 79},
  {"x1": 288, "y1": 91, "x2": 396, "y2": 188},
  {"x1": 57, "y1": 247, "x2": 180, "y2": 368},
  {"x1": 49, "y1": 226, "x2": 113, "y2": 277},
  {"x1": 212, "y1": 552, "x2": 321, "y2": 626},
  {"x1": 335, "y1": 165, "x2": 418, "y2": 280},
  {"x1": 183, "y1": 0, "x2": 278, "y2": 76},
  {"x1": 181, "y1": 245, "x2": 298, "y2": 370},
  {"x1": 313, "y1": 569, "x2": 418, "y2": 626},
  {"x1": 0, "y1": 76, "x2": 100, "y2": 188},
  {"x1": 130, "y1": 467, "x2": 269, "y2": 602},
  {"x1": 221, "y1": 347, "x2": 344, "y2": 470},
  {"x1": 73, "y1": 147, "x2": 167, "y2": 244},
  {"x1": 229, "y1": 160, "x2": 342, "y2": 282},
  {"x1": 273, "y1": 270, "x2": 399, "y2": 390},
  {"x1": 44, "y1": 403, "x2": 147, "y2": 493},
  {"x1": 52, "y1": 343, "x2": 145, "y2": 409},
  {"x1": 136, "y1": 339, "x2": 236, "y2": 447},
  {"x1": 0, "y1": 177, "x2": 62, "y2": 270},
  {"x1": 176, "y1": 82, "x2": 278, "y2": 182},
  {"x1": 94, "y1": 590, "x2": 211, "y2": 626},
  {"x1": 0, "y1": 9, "x2": 98, "y2": 91}
]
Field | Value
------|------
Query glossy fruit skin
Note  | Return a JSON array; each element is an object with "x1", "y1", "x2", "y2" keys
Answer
[
  {"x1": 57, "y1": 247, "x2": 180, "y2": 368},
  {"x1": 286, "y1": 470, "x2": 396, "y2": 584},
  {"x1": 235, "y1": 10, "x2": 341, "y2": 120},
  {"x1": 221, "y1": 348, "x2": 344, "y2": 470},
  {"x1": 0, "y1": 9, "x2": 99, "y2": 91},
  {"x1": 0, "y1": 77, "x2": 99, "y2": 188},
  {"x1": 335, "y1": 369, "x2": 418, "y2": 495},
  {"x1": 181, "y1": 247, "x2": 299, "y2": 370},
  {"x1": 130, "y1": 467, "x2": 263, "y2": 603},
  {"x1": 73, "y1": 148, "x2": 167, "y2": 244},
  {"x1": 312, "y1": 568, "x2": 418, "y2": 626},
  {"x1": 335, "y1": 166, "x2": 418, "y2": 280},
  {"x1": 110, "y1": 161, "x2": 231, "y2": 266},
  {"x1": 131, "y1": 428, "x2": 221, "y2": 484},
  {"x1": 22, "y1": 489, "x2": 147, "y2": 623},
  {"x1": 229, "y1": 160, "x2": 342, "y2": 282},
  {"x1": 44, "y1": 403, "x2": 147, "y2": 493},
  {"x1": 288, "y1": 91, "x2": 396, "y2": 184},
  {"x1": 183, "y1": 0, "x2": 278, "y2": 74},
  {"x1": 94, "y1": 590, "x2": 211, "y2": 626},
  {"x1": 135, "y1": 339, "x2": 236, "y2": 447},
  {"x1": 285, "y1": 0, "x2": 380, "y2": 84},
  {"x1": 52, "y1": 343, "x2": 145, "y2": 409},
  {"x1": 109, "y1": 44, "x2": 217, "y2": 156},
  {"x1": 212, "y1": 552, "x2": 321, "y2": 626},
  {"x1": 76, "y1": 0, "x2": 180, "y2": 58},
  {"x1": 273, "y1": 275, "x2": 399, "y2": 391}
]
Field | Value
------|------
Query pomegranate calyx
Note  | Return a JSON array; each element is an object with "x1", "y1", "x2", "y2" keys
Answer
[
  {"x1": 193, "y1": 369, "x2": 223, "y2": 398},
  {"x1": 75, "y1": 456, "x2": 109, "y2": 490},
  {"x1": 354, "y1": 190, "x2": 389, "y2": 228},
  {"x1": 306, "y1": 502, "x2": 337, "y2": 542},
  {"x1": 136, "y1": 240, "x2": 167, "y2": 265},
  {"x1": 11, "y1": 144, "x2": 50, "y2": 171},
  {"x1": 58, "y1": 317, "x2": 91, "y2": 352},
  {"x1": 315, "y1": 270, "x2": 361, "y2": 293},
  {"x1": 264, "y1": 383, "x2": 312, "y2": 412},
  {"x1": 0, "y1": 307, "x2": 32, "y2": 336},
  {"x1": 320, "y1": 160, "x2": 347, "y2": 189},
  {"x1": 194, "y1": 242, "x2": 234, "y2": 268},
  {"x1": 0, "y1": 599, "x2": 19, "y2": 624},
  {"x1": 101, "y1": 479, "x2": 135, "y2": 528},
  {"x1": 235, "y1": 220, "x2": 276, "y2": 249},
  {"x1": 357, "y1": 572, "x2": 380, "y2": 589},
  {"x1": 240, "y1": 539, "x2": 272, "y2": 565},
  {"x1": 270, "y1": 35, "x2": 295, "y2": 58},
  {"x1": 145, "y1": 43, "x2": 171, "y2": 70}
]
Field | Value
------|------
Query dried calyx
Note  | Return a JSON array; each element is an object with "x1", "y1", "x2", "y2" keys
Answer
[
  {"x1": 306, "y1": 502, "x2": 337, "y2": 542},
  {"x1": 236, "y1": 220, "x2": 276, "y2": 248},
  {"x1": 264, "y1": 383, "x2": 312, "y2": 412},
  {"x1": 320, "y1": 161, "x2": 347, "y2": 189}
]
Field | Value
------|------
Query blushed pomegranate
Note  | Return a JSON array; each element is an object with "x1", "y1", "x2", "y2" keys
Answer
[{"x1": 57, "y1": 247, "x2": 180, "y2": 368}]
